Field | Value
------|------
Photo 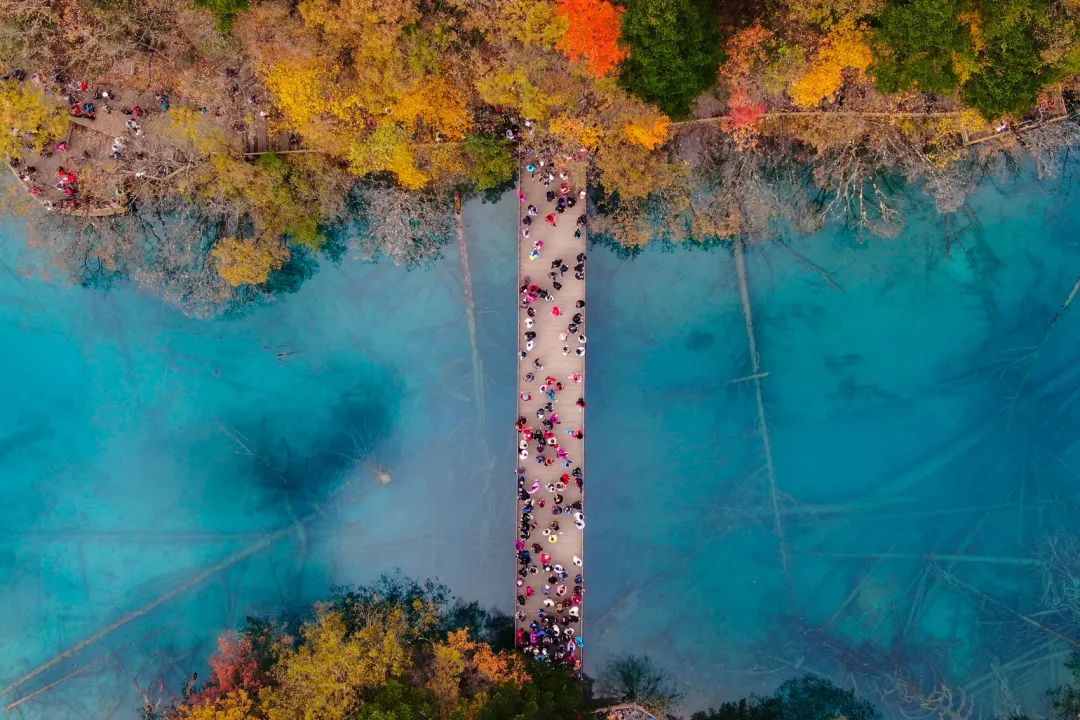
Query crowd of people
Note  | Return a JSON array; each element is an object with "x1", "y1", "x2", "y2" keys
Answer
[
  {"x1": 4, "y1": 73, "x2": 169, "y2": 212},
  {"x1": 514, "y1": 150, "x2": 588, "y2": 671}
]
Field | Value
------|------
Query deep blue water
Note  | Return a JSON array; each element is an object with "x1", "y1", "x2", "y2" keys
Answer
[{"x1": 0, "y1": 166, "x2": 1078, "y2": 719}]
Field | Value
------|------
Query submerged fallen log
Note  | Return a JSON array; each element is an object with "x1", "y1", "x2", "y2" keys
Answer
[
  {"x1": 455, "y1": 191, "x2": 487, "y2": 458},
  {"x1": 802, "y1": 550, "x2": 1045, "y2": 567},
  {"x1": 734, "y1": 238, "x2": 794, "y2": 603},
  {"x1": 937, "y1": 568, "x2": 1080, "y2": 650},
  {"x1": 0, "y1": 473, "x2": 364, "y2": 704},
  {"x1": 1008, "y1": 276, "x2": 1080, "y2": 420}
]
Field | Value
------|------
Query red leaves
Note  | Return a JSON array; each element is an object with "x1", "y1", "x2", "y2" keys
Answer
[
  {"x1": 728, "y1": 88, "x2": 767, "y2": 128},
  {"x1": 190, "y1": 632, "x2": 264, "y2": 703}
]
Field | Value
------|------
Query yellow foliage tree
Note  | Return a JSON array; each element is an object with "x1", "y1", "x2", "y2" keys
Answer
[
  {"x1": 549, "y1": 116, "x2": 604, "y2": 150},
  {"x1": 623, "y1": 115, "x2": 671, "y2": 150},
  {"x1": 173, "y1": 690, "x2": 258, "y2": 720},
  {"x1": 0, "y1": 81, "x2": 69, "y2": 159},
  {"x1": 490, "y1": 0, "x2": 568, "y2": 48},
  {"x1": 424, "y1": 143, "x2": 470, "y2": 187},
  {"x1": 211, "y1": 237, "x2": 288, "y2": 286},
  {"x1": 427, "y1": 643, "x2": 466, "y2": 718},
  {"x1": 789, "y1": 17, "x2": 872, "y2": 108},
  {"x1": 298, "y1": 0, "x2": 421, "y2": 50},
  {"x1": 468, "y1": 645, "x2": 529, "y2": 685},
  {"x1": 476, "y1": 53, "x2": 574, "y2": 121},
  {"x1": 298, "y1": 0, "x2": 420, "y2": 110},
  {"x1": 233, "y1": 0, "x2": 673, "y2": 200},
  {"x1": 240, "y1": 0, "x2": 489, "y2": 190},
  {"x1": 260, "y1": 607, "x2": 411, "y2": 720},
  {"x1": 263, "y1": 56, "x2": 337, "y2": 144},
  {"x1": 420, "y1": 628, "x2": 529, "y2": 719},
  {"x1": 348, "y1": 123, "x2": 429, "y2": 190},
  {"x1": 594, "y1": 140, "x2": 683, "y2": 201},
  {"x1": 785, "y1": 0, "x2": 884, "y2": 28},
  {"x1": 391, "y1": 76, "x2": 473, "y2": 140}
]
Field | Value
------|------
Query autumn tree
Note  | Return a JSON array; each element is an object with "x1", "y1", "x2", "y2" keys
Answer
[
  {"x1": 556, "y1": 0, "x2": 630, "y2": 77},
  {"x1": 721, "y1": 25, "x2": 774, "y2": 129},
  {"x1": 199, "y1": 634, "x2": 264, "y2": 699},
  {"x1": 161, "y1": 577, "x2": 576, "y2": 720},
  {"x1": 424, "y1": 630, "x2": 528, "y2": 719},
  {"x1": 622, "y1": 113, "x2": 672, "y2": 150},
  {"x1": 173, "y1": 689, "x2": 258, "y2": 720},
  {"x1": 789, "y1": 16, "x2": 873, "y2": 108},
  {"x1": 618, "y1": 0, "x2": 723, "y2": 118},
  {"x1": 591, "y1": 85, "x2": 682, "y2": 199},
  {"x1": 158, "y1": 109, "x2": 347, "y2": 287},
  {"x1": 785, "y1": 0, "x2": 884, "y2": 28},
  {"x1": 211, "y1": 236, "x2": 288, "y2": 286},
  {"x1": 0, "y1": 81, "x2": 68, "y2": 159},
  {"x1": 236, "y1": 0, "x2": 478, "y2": 190},
  {"x1": 260, "y1": 607, "x2": 411, "y2": 720}
]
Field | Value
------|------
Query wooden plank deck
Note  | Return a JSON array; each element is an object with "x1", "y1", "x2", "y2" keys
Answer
[
  {"x1": 514, "y1": 165, "x2": 587, "y2": 670},
  {"x1": 961, "y1": 91, "x2": 1069, "y2": 146}
]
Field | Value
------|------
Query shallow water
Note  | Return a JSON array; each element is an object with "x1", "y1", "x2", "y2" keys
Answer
[{"x1": 0, "y1": 166, "x2": 1077, "y2": 718}]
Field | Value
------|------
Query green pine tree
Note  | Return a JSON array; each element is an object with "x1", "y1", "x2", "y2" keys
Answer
[{"x1": 618, "y1": 0, "x2": 722, "y2": 119}]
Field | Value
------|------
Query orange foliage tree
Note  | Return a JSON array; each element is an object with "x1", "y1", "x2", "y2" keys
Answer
[
  {"x1": 721, "y1": 24, "x2": 774, "y2": 129},
  {"x1": 555, "y1": 0, "x2": 629, "y2": 77}
]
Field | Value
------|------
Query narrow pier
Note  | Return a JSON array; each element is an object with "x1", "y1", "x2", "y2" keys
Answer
[{"x1": 514, "y1": 166, "x2": 587, "y2": 669}]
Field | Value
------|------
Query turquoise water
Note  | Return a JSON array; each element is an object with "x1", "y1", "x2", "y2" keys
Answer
[{"x1": 0, "y1": 166, "x2": 1077, "y2": 718}]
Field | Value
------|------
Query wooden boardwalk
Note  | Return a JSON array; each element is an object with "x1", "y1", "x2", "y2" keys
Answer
[{"x1": 514, "y1": 166, "x2": 587, "y2": 669}]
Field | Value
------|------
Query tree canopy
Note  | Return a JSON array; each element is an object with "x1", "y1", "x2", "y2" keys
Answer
[
  {"x1": 0, "y1": 81, "x2": 68, "y2": 160},
  {"x1": 617, "y1": 0, "x2": 723, "y2": 119},
  {"x1": 159, "y1": 575, "x2": 581, "y2": 720},
  {"x1": 962, "y1": 0, "x2": 1050, "y2": 117},
  {"x1": 690, "y1": 674, "x2": 880, "y2": 720},
  {"x1": 870, "y1": 0, "x2": 975, "y2": 96},
  {"x1": 556, "y1": 0, "x2": 629, "y2": 77}
]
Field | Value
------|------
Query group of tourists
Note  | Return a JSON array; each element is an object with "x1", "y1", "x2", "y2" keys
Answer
[
  {"x1": 5, "y1": 74, "x2": 173, "y2": 212},
  {"x1": 12, "y1": 157, "x2": 80, "y2": 212},
  {"x1": 513, "y1": 152, "x2": 588, "y2": 671}
]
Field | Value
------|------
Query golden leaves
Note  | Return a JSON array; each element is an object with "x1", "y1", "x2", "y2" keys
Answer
[
  {"x1": 391, "y1": 77, "x2": 474, "y2": 141},
  {"x1": 261, "y1": 608, "x2": 412, "y2": 720},
  {"x1": 173, "y1": 690, "x2": 258, "y2": 720},
  {"x1": 0, "y1": 81, "x2": 69, "y2": 159},
  {"x1": 549, "y1": 116, "x2": 604, "y2": 149},
  {"x1": 211, "y1": 237, "x2": 288, "y2": 286},
  {"x1": 348, "y1": 123, "x2": 429, "y2": 189},
  {"x1": 789, "y1": 17, "x2": 872, "y2": 108},
  {"x1": 623, "y1": 116, "x2": 671, "y2": 149}
]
